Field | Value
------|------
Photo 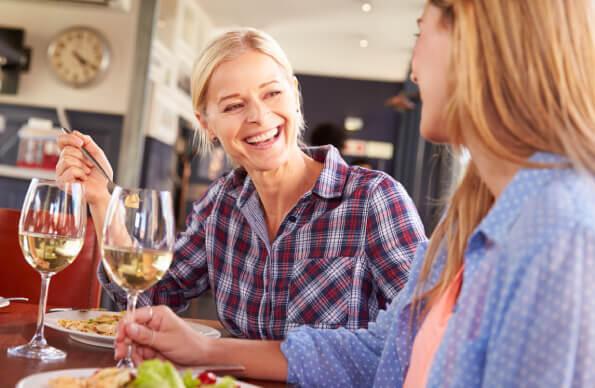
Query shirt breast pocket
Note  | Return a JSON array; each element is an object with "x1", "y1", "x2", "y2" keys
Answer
[{"x1": 287, "y1": 256, "x2": 356, "y2": 328}]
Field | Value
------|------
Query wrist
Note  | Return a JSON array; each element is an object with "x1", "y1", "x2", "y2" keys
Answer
[
  {"x1": 89, "y1": 191, "x2": 110, "y2": 213},
  {"x1": 196, "y1": 336, "x2": 218, "y2": 365}
]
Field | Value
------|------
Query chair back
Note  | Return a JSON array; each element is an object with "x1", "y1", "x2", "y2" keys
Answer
[{"x1": 0, "y1": 208, "x2": 102, "y2": 308}]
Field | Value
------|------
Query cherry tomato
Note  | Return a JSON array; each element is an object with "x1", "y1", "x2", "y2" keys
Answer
[{"x1": 198, "y1": 371, "x2": 217, "y2": 385}]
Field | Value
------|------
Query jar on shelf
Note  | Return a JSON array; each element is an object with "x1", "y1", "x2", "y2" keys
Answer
[{"x1": 16, "y1": 118, "x2": 61, "y2": 170}]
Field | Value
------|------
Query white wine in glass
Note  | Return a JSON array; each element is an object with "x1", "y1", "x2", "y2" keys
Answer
[
  {"x1": 102, "y1": 187, "x2": 175, "y2": 368},
  {"x1": 7, "y1": 179, "x2": 86, "y2": 361}
]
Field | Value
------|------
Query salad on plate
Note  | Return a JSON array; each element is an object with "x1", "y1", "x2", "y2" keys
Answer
[{"x1": 47, "y1": 359, "x2": 241, "y2": 388}]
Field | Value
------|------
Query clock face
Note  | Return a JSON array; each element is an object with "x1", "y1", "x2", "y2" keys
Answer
[{"x1": 47, "y1": 27, "x2": 110, "y2": 87}]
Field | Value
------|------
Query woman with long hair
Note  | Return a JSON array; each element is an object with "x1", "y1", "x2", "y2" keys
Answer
[{"x1": 115, "y1": 0, "x2": 595, "y2": 385}]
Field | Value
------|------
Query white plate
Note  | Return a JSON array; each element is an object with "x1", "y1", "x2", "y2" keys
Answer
[
  {"x1": 16, "y1": 368, "x2": 259, "y2": 388},
  {"x1": 45, "y1": 310, "x2": 221, "y2": 348}
]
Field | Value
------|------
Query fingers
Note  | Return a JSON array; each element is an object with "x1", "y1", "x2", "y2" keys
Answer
[
  {"x1": 56, "y1": 154, "x2": 92, "y2": 177},
  {"x1": 58, "y1": 167, "x2": 89, "y2": 183},
  {"x1": 56, "y1": 131, "x2": 113, "y2": 179},
  {"x1": 128, "y1": 306, "x2": 154, "y2": 325},
  {"x1": 57, "y1": 133, "x2": 84, "y2": 150},
  {"x1": 74, "y1": 131, "x2": 112, "y2": 174},
  {"x1": 125, "y1": 322, "x2": 159, "y2": 347}
]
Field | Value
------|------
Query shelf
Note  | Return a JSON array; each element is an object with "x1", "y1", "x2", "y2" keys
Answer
[{"x1": 0, "y1": 164, "x2": 56, "y2": 181}]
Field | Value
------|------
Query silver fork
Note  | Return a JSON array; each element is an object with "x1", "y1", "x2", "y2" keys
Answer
[{"x1": 60, "y1": 127, "x2": 116, "y2": 192}]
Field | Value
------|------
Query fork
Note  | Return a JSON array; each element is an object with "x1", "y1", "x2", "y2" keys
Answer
[{"x1": 60, "y1": 127, "x2": 116, "y2": 192}]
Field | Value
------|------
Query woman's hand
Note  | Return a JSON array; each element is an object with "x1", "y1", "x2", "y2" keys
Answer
[
  {"x1": 56, "y1": 131, "x2": 113, "y2": 206},
  {"x1": 114, "y1": 305, "x2": 213, "y2": 366}
]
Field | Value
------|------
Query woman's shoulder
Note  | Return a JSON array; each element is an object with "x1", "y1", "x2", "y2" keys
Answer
[
  {"x1": 189, "y1": 168, "x2": 245, "y2": 213},
  {"x1": 525, "y1": 169, "x2": 595, "y2": 231},
  {"x1": 501, "y1": 169, "x2": 595, "y2": 267},
  {"x1": 343, "y1": 166, "x2": 411, "y2": 199}
]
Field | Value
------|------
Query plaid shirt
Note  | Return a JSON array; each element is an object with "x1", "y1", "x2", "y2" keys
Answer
[{"x1": 99, "y1": 146, "x2": 426, "y2": 339}]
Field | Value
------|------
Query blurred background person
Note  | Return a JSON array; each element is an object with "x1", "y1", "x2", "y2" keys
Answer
[{"x1": 308, "y1": 121, "x2": 347, "y2": 155}]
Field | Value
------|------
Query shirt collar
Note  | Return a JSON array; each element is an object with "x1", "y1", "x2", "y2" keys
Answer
[
  {"x1": 476, "y1": 151, "x2": 569, "y2": 244},
  {"x1": 309, "y1": 145, "x2": 350, "y2": 199},
  {"x1": 227, "y1": 145, "x2": 349, "y2": 208}
]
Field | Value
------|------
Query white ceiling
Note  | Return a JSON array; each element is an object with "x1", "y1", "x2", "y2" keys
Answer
[{"x1": 197, "y1": 0, "x2": 425, "y2": 82}]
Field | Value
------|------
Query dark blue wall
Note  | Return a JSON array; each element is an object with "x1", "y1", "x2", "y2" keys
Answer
[{"x1": 297, "y1": 74, "x2": 403, "y2": 175}]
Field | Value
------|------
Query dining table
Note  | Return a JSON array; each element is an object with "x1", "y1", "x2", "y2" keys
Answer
[{"x1": 0, "y1": 303, "x2": 288, "y2": 387}]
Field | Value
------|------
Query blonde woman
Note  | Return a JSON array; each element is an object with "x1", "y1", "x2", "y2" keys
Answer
[
  {"x1": 56, "y1": 28, "x2": 426, "y2": 340},
  {"x1": 114, "y1": 0, "x2": 595, "y2": 386}
]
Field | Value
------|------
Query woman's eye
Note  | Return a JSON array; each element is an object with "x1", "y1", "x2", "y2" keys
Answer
[
  {"x1": 223, "y1": 103, "x2": 243, "y2": 112},
  {"x1": 265, "y1": 90, "x2": 282, "y2": 98}
]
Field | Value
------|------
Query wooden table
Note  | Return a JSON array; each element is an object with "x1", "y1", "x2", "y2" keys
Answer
[{"x1": 0, "y1": 303, "x2": 287, "y2": 387}]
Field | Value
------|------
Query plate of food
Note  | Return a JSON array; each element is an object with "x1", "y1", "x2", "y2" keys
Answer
[
  {"x1": 16, "y1": 359, "x2": 257, "y2": 388},
  {"x1": 45, "y1": 310, "x2": 221, "y2": 348}
]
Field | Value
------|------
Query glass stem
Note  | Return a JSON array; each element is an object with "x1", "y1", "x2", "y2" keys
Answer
[
  {"x1": 32, "y1": 272, "x2": 53, "y2": 346},
  {"x1": 125, "y1": 292, "x2": 139, "y2": 361}
]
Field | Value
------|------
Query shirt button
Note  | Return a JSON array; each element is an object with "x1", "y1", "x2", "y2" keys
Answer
[{"x1": 288, "y1": 215, "x2": 297, "y2": 222}]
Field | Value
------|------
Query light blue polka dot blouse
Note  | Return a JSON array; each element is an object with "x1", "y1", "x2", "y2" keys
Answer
[{"x1": 281, "y1": 152, "x2": 595, "y2": 387}]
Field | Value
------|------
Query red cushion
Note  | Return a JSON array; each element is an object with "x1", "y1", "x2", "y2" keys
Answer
[{"x1": 0, "y1": 208, "x2": 102, "y2": 308}]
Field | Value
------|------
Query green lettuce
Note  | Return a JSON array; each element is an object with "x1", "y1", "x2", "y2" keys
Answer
[{"x1": 133, "y1": 359, "x2": 198, "y2": 388}]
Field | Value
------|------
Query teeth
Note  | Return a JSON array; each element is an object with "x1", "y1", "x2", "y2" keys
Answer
[{"x1": 246, "y1": 127, "x2": 279, "y2": 144}]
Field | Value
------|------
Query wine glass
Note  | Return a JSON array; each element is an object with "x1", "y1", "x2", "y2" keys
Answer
[
  {"x1": 101, "y1": 187, "x2": 175, "y2": 368},
  {"x1": 7, "y1": 179, "x2": 86, "y2": 361}
]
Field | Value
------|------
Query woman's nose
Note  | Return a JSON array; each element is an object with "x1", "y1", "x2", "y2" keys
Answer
[{"x1": 246, "y1": 100, "x2": 270, "y2": 123}]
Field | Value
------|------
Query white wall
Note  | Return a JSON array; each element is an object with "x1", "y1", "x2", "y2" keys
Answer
[{"x1": 0, "y1": 0, "x2": 140, "y2": 114}]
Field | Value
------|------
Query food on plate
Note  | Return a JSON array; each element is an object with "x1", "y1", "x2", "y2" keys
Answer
[
  {"x1": 47, "y1": 359, "x2": 240, "y2": 388},
  {"x1": 48, "y1": 367, "x2": 133, "y2": 388},
  {"x1": 57, "y1": 313, "x2": 123, "y2": 337}
]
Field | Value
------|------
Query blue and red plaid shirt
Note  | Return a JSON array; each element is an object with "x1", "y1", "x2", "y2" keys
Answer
[{"x1": 98, "y1": 146, "x2": 426, "y2": 339}]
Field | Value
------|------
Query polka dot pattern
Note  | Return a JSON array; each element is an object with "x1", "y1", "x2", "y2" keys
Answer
[{"x1": 281, "y1": 152, "x2": 595, "y2": 387}]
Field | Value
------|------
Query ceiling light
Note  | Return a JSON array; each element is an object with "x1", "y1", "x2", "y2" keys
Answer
[
  {"x1": 359, "y1": 39, "x2": 369, "y2": 48},
  {"x1": 361, "y1": 2, "x2": 372, "y2": 12}
]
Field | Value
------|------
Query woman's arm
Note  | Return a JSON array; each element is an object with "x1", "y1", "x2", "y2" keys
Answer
[
  {"x1": 365, "y1": 176, "x2": 427, "y2": 300},
  {"x1": 99, "y1": 195, "x2": 214, "y2": 310},
  {"x1": 206, "y1": 339, "x2": 287, "y2": 381},
  {"x1": 114, "y1": 306, "x2": 288, "y2": 381}
]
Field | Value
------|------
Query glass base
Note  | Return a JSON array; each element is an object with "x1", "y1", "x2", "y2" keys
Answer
[
  {"x1": 116, "y1": 357, "x2": 135, "y2": 369},
  {"x1": 7, "y1": 341, "x2": 66, "y2": 361}
]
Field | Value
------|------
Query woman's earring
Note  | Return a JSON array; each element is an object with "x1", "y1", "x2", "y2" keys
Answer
[{"x1": 211, "y1": 137, "x2": 219, "y2": 145}]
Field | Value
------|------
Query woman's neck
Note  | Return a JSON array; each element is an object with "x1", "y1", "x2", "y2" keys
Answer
[
  {"x1": 247, "y1": 147, "x2": 324, "y2": 240},
  {"x1": 465, "y1": 135, "x2": 521, "y2": 199}
]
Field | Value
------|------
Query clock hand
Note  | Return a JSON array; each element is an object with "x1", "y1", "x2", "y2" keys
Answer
[
  {"x1": 72, "y1": 50, "x2": 86, "y2": 65},
  {"x1": 72, "y1": 51, "x2": 98, "y2": 71}
]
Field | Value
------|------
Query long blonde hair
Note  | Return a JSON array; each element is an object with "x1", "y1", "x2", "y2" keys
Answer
[
  {"x1": 413, "y1": 0, "x2": 595, "y2": 319},
  {"x1": 190, "y1": 28, "x2": 305, "y2": 155}
]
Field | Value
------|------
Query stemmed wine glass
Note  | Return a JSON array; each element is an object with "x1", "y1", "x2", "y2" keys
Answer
[
  {"x1": 7, "y1": 179, "x2": 86, "y2": 361},
  {"x1": 101, "y1": 187, "x2": 175, "y2": 368}
]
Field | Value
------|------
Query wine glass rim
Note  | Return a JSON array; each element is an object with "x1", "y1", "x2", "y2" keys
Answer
[
  {"x1": 111, "y1": 185, "x2": 172, "y2": 195},
  {"x1": 31, "y1": 178, "x2": 84, "y2": 188}
]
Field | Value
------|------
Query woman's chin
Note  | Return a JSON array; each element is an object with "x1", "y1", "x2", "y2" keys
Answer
[{"x1": 420, "y1": 125, "x2": 451, "y2": 144}]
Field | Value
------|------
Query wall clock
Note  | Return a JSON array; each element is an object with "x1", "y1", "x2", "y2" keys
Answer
[{"x1": 47, "y1": 26, "x2": 110, "y2": 88}]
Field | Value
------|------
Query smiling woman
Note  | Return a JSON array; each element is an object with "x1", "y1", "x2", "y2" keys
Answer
[{"x1": 55, "y1": 27, "x2": 426, "y2": 340}]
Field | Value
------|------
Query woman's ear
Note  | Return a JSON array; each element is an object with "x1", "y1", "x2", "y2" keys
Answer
[{"x1": 195, "y1": 111, "x2": 215, "y2": 140}]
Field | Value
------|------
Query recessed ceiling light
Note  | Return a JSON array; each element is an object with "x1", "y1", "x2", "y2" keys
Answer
[
  {"x1": 361, "y1": 2, "x2": 372, "y2": 12},
  {"x1": 359, "y1": 39, "x2": 369, "y2": 48}
]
